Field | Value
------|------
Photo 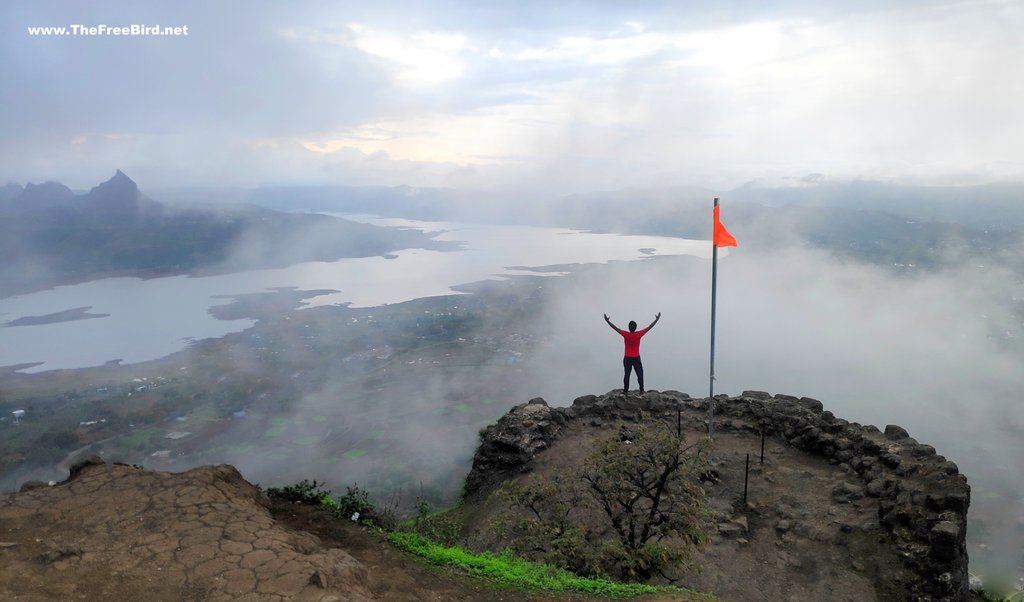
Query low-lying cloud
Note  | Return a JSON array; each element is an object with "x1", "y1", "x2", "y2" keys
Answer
[{"x1": 533, "y1": 245, "x2": 1021, "y2": 441}]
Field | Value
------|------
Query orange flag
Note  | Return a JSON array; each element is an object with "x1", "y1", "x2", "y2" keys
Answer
[{"x1": 713, "y1": 204, "x2": 737, "y2": 247}]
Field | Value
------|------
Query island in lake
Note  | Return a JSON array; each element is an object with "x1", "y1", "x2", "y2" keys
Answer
[{"x1": 3, "y1": 306, "x2": 110, "y2": 327}]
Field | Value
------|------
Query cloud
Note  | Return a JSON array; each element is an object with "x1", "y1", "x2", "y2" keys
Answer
[
  {"x1": 1, "y1": 0, "x2": 1022, "y2": 189},
  {"x1": 495, "y1": 31, "x2": 675, "y2": 65},
  {"x1": 528, "y1": 244, "x2": 1023, "y2": 473}
]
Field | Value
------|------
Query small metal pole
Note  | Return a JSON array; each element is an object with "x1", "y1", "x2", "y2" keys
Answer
[
  {"x1": 743, "y1": 453, "x2": 750, "y2": 505},
  {"x1": 760, "y1": 424, "x2": 766, "y2": 465}
]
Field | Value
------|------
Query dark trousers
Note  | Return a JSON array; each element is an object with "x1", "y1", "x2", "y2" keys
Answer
[{"x1": 623, "y1": 356, "x2": 644, "y2": 391}]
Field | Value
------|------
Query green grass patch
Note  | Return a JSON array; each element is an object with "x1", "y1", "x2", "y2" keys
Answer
[
  {"x1": 313, "y1": 415, "x2": 328, "y2": 423},
  {"x1": 264, "y1": 425, "x2": 285, "y2": 438},
  {"x1": 295, "y1": 435, "x2": 321, "y2": 446},
  {"x1": 344, "y1": 448, "x2": 367, "y2": 460},
  {"x1": 387, "y1": 531, "x2": 689, "y2": 598},
  {"x1": 118, "y1": 427, "x2": 164, "y2": 449}
]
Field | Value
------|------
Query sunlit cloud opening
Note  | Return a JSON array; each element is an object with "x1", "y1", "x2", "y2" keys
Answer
[{"x1": 281, "y1": 23, "x2": 469, "y2": 86}]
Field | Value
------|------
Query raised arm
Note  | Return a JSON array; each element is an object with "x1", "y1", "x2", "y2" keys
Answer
[
  {"x1": 603, "y1": 313, "x2": 621, "y2": 332},
  {"x1": 645, "y1": 312, "x2": 661, "y2": 331}
]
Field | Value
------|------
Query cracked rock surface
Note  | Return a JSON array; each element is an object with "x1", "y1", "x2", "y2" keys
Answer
[{"x1": 0, "y1": 459, "x2": 372, "y2": 601}]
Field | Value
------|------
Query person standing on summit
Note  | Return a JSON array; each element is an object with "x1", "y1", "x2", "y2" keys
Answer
[{"x1": 604, "y1": 312, "x2": 660, "y2": 393}]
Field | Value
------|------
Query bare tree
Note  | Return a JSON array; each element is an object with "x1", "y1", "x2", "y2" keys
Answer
[
  {"x1": 498, "y1": 420, "x2": 710, "y2": 582},
  {"x1": 581, "y1": 423, "x2": 709, "y2": 581}
]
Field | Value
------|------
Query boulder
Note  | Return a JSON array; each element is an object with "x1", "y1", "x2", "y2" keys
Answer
[
  {"x1": 884, "y1": 424, "x2": 910, "y2": 440},
  {"x1": 909, "y1": 443, "x2": 936, "y2": 457},
  {"x1": 571, "y1": 394, "x2": 598, "y2": 408},
  {"x1": 798, "y1": 397, "x2": 823, "y2": 412}
]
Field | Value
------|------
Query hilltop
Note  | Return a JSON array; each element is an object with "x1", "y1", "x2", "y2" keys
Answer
[
  {"x1": 0, "y1": 390, "x2": 976, "y2": 601},
  {"x1": 462, "y1": 390, "x2": 974, "y2": 601}
]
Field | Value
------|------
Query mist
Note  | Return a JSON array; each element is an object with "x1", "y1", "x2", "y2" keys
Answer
[
  {"x1": 197, "y1": 230, "x2": 1024, "y2": 540},
  {"x1": 525, "y1": 240, "x2": 1024, "y2": 574},
  {"x1": 532, "y1": 246, "x2": 1020, "y2": 424}
]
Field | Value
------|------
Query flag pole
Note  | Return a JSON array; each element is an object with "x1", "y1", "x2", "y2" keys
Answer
[{"x1": 709, "y1": 197, "x2": 719, "y2": 437}]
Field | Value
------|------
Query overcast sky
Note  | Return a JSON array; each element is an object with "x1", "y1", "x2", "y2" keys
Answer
[{"x1": 2, "y1": 0, "x2": 1022, "y2": 192}]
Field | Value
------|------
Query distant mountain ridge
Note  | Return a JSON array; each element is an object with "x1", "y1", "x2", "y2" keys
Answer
[
  {"x1": 154, "y1": 178, "x2": 1024, "y2": 231},
  {"x1": 0, "y1": 182, "x2": 23, "y2": 202},
  {"x1": 730, "y1": 179, "x2": 1024, "y2": 230},
  {"x1": 81, "y1": 169, "x2": 164, "y2": 222},
  {"x1": 1, "y1": 170, "x2": 162, "y2": 223},
  {"x1": 0, "y1": 171, "x2": 452, "y2": 298},
  {"x1": 4, "y1": 181, "x2": 74, "y2": 213}
]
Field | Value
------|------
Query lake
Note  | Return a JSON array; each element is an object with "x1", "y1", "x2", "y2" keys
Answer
[{"x1": 0, "y1": 216, "x2": 709, "y2": 373}]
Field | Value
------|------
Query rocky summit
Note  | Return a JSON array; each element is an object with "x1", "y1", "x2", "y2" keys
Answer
[{"x1": 467, "y1": 390, "x2": 972, "y2": 601}]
